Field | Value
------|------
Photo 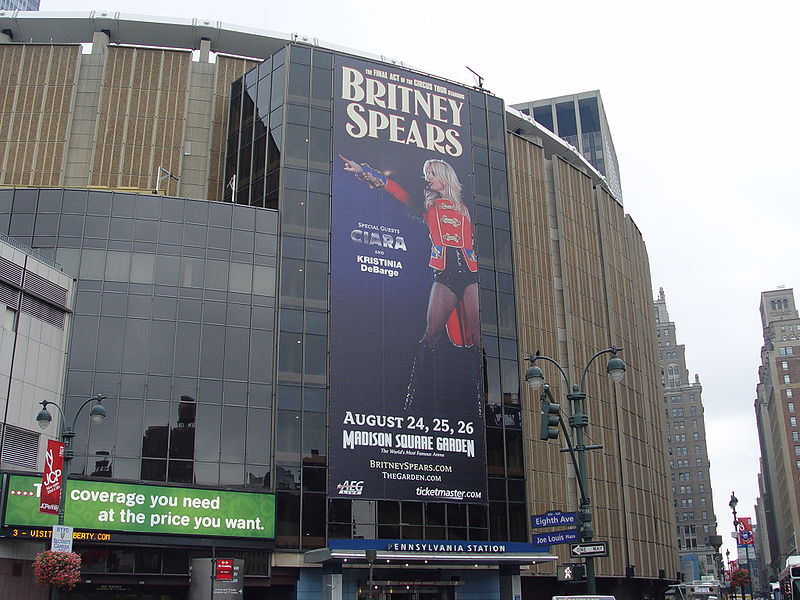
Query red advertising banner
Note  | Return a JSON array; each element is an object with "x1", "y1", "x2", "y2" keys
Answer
[
  {"x1": 39, "y1": 439, "x2": 64, "y2": 515},
  {"x1": 726, "y1": 561, "x2": 736, "y2": 581},
  {"x1": 736, "y1": 517, "x2": 754, "y2": 546},
  {"x1": 215, "y1": 559, "x2": 234, "y2": 581}
]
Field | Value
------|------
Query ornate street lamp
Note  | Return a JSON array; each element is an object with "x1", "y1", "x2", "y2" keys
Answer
[
  {"x1": 37, "y1": 394, "x2": 107, "y2": 600},
  {"x1": 524, "y1": 347, "x2": 626, "y2": 594},
  {"x1": 729, "y1": 491, "x2": 755, "y2": 600}
]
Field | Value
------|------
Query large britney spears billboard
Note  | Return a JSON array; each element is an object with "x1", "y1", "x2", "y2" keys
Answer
[{"x1": 329, "y1": 56, "x2": 487, "y2": 503}]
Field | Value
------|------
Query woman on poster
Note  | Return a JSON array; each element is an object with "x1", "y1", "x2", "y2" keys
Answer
[{"x1": 339, "y1": 155, "x2": 481, "y2": 407}]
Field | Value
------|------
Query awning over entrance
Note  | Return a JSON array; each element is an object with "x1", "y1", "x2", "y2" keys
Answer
[{"x1": 304, "y1": 547, "x2": 557, "y2": 565}]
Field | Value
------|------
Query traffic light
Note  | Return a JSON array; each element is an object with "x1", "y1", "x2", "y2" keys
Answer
[
  {"x1": 557, "y1": 563, "x2": 585, "y2": 582},
  {"x1": 539, "y1": 392, "x2": 560, "y2": 440}
]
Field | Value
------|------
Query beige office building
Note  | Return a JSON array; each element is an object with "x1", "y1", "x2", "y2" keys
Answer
[
  {"x1": 653, "y1": 289, "x2": 719, "y2": 581},
  {"x1": 755, "y1": 289, "x2": 800, "y2": 583}
]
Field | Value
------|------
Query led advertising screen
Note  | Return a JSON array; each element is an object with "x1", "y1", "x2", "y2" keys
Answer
[
  {"x1": 329, "y1": 56, "x2": 487, "y2": 503},
  {"x1": 3, "y1": 474, "x2": 275, "y2": 539}
]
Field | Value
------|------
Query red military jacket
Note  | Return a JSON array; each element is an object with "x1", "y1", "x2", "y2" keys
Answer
[
  {"x1": 424, "y1": 198, "x2": 478, "y2": 272},
  {"x1": 386, "y1": 180, "x2": 477, "y2": 273}
]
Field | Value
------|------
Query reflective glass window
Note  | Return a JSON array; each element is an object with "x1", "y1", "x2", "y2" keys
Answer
[
  {"x1": 194, "y1": 404, "x2": 222, "y2": 461},
  {"x1": 556, "y1": 101, "x2": 577, "y2": 137},
  {"x1": 130, "y1": 253, "x2": 155, "y2": 284},
  {"x1": 229, "y1": 263, "x2": 253, "y2": 294},
  {"x1": 104, "y1": 251, "x2": 130, "y2": 282},
  {"x1": 79, "y1": 249, "x2": 106, "y2": 280},
  {"x1": 275, "y1": 491, "x2": 300, "y2": 549},
  {"x1": 278, "y1": 332, "x2": 303, "y2": 378},
  {"x1": 220, "y1": 406, "x2": 246, "y2": 463},
  {"x1": 578, "y1": 97, "x2": 600, "y2": 133},
  {"x1": 532, "y1": 106, "x2": 553, "y2": 131},
  {"x1": 224, "y1": 327, "x2": 250, "y2": 381},
  {"x1": 96, "y1": 317, "x2": 124, "y2": 371},
  {"x1": 122, "y1": 319, "x2": 150, "y2": 373},
  {"x1": 253, "y1": 265, "x2": 276, "y2": 297},
  {"x1": 155, "y1": 255, "x2": 179, "y2": 285},
  {"x1": 34, "y1": 213, "x2": 58, "y2": 236},
  {"x1": 275, "y1": 410, "x2": 302, "y2": 462},
  {"x1": 245, "y1": 407, "x2": 271, "y2": 464},
  {"x1": 249, "y1": 330, "x2": 274, "y2": 384},
  {"x1": 280, "y1": 259, "x2": 305, "y2": 301},
  {"x1": 302, "y1": 411, "x2": 326, "y2": 461}
]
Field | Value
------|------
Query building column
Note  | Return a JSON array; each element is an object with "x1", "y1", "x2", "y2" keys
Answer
[
  {"x1": 323, "y1": 563, "x2": 343, "y2": 600},
  {"x1": 91, "y1": 30, "x2": 109, "y2": 55},
  {"x1": 199, "y1": 37, "x2": 211, "y2": 63},
  {"x1": 499, "y1": 564, "x2": 521, "y2": 600}
]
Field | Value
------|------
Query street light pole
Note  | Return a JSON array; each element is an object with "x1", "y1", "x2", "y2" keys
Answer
[
  {"x1": 725, "y1": 548, "x2": 736, "y2": 600},
  {"x1": 525, "y1": 347, "x2": 626, "y2": 595},
  {"x1": 729, "y1": 492, "x2": 755, "y2": 600},
  {"x1": 708, "y1": 534, "x2": 723, "y2": 583},
  {"x1": 37, "y1": 394, "x2": 107, "y2": 600}
]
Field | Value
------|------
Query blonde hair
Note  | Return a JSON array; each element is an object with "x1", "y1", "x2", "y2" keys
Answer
[{"x1": 422, "y1": 159, "x2": 466, "y2": 214}]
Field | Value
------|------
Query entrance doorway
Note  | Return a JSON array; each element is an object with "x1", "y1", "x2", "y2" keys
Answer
[{"x1": 360, "y1": 583, "x2": 457, "y2": 600}]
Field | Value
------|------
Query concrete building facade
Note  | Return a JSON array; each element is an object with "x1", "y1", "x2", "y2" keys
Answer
[
  {"x1": 653, "y1": 288, "x2": 719, "y2": 581},
  {"x1": 511, "y1": 91, "x2": 623, "y2": 202},
  {"x1": 0, "y1": 230, "x2": 73, "y2": 600},
  {"x1": 755, "y1": 288, "x2": 800, "y2": 583}
]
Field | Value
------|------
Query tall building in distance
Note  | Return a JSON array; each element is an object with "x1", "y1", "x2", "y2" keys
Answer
[
  {"x1": 654, "y1": 288, "x2": 720, "y2": 580},
  {"x1": 511, "y1": 90, "x2": 623, "y2": 201},
  {"x1": 0, "y1": 0, "x2": 40, "y2": 11},
  {"x1": 755, "y1": 288, "x2": 800, "y2": 582}
]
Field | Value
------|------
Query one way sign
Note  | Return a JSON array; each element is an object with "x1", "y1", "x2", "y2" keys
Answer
[{"x1": 569, "y1": 541, "x2": 608, "y2": 558}]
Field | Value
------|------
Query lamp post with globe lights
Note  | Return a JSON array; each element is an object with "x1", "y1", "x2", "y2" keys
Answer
[
  {"x1": 36, "y1": 394, "x2": 107, "y2": 600},
  {"x1": 729, "y1": 491, "x2": 755, "y2": 600},
  {"x1": 524, "y1": 347, "x2": 626, "y2": 594}
]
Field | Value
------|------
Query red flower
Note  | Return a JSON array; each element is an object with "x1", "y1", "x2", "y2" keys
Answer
[
  {"x1": 730, "y1": 568, "x2": 750, "y2": 590},
  {"x1": 32, "y1": 551, "x2": 82, "y2": 590}
]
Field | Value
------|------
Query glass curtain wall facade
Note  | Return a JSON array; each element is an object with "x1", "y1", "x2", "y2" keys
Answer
[
  {"x1": 512, "y1": 92, "x2": 623, "y2": 201},
  {"x1": 528, "y1": 98, "x2": 601, "y2": 170},
  {"x1": 223, "y1": 43, "x2": 527, "y2": 549},
  {"x1": 0, "y1": 188, "x2": 279, "y2": 577},
  {"x1": 0, "y1": 0, "x2": 40, "y2": 10}
]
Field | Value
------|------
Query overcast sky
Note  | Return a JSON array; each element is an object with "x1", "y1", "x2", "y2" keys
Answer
[{"x1": 42, "y1": 0, "x2": 800, "y2": 562}]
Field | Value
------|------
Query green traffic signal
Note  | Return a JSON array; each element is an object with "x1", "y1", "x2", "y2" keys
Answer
[{"x1": 539, "y1": 396, "x2": 560, "y2": 440}]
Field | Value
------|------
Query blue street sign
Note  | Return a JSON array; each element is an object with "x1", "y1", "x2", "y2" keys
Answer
[
  {"x1": 531, "y1": 511, "x2": 579, "y2": 528},
  {"x1": 533, "y1": 529, "x2": 580, "y2": 545}
]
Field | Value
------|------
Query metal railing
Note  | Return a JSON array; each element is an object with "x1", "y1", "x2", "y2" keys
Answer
[{"x1": 0, "y1": 230, "x2": 63, "y2": 271}]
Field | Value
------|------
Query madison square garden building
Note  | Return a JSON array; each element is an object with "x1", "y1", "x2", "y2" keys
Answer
[{"x1": 0, "y1": 13, "x2": 677, "y2": 600}]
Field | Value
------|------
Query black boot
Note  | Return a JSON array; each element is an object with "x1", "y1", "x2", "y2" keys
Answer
[{"x1": 404, "y1": 342, "x2": 433, "y2": 410}]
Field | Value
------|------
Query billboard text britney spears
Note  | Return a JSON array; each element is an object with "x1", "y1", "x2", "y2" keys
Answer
[{"x1": 341, "y1": 66, "x2": 466, "y2": 157}]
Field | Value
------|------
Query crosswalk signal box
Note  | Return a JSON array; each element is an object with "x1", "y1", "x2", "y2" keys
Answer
[{"x1": 557, "y1": 563, "x2": 586, "y2": 582}]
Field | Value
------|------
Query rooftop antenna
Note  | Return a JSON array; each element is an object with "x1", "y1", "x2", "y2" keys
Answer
[
  {"x1": 227, "y1": 173, "x2": 237, "y2": 203},
  {"x1": 466, "y1": 66, "x2": 487, "y2": 92},
  {"x1": 154, "y1": 166, "x2": 180, "y2": 195}
]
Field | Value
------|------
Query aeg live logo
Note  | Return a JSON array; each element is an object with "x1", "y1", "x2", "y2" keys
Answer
[{"x1": 336, "y1": 480, "x2": 364, "y2": 496}]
